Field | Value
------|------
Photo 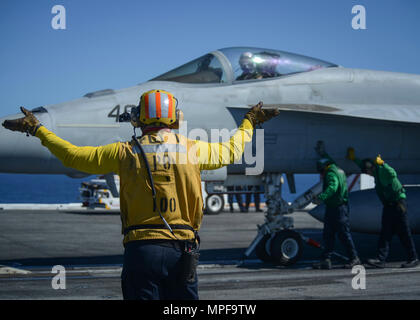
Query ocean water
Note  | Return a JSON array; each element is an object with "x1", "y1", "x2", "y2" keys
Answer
[
  {"x1": 0, "y1": 173, "x2": 319, "y2": 204},
  {"x1": 0, "y1": 173, "x2": 88, "y2": 204}
]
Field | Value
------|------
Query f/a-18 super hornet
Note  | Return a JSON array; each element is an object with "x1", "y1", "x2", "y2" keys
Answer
[{"x1": 1, "y1": 47, "x2": 420, "y2": 265}]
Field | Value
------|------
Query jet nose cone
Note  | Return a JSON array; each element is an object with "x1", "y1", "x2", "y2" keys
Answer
[{"x1": 0, "y1": 113, "x2": 51, "y2": 173}]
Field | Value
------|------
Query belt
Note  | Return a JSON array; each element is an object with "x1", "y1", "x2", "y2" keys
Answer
[
  {"x1": 123, "y1": 224, "x2": 196, "y2": 236},
  {"x1": 124, "y1": 239, "x2": 192, "y2": 250}
]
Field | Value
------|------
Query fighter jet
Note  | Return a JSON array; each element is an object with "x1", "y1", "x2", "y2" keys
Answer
[{"x1": 1, "y1": 47, "x2": 420, "y2": 265}]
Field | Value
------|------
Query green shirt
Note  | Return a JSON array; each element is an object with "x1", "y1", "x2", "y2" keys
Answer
[
  {"x1": 354, "y1": 158, "x2": 406, "y2": 204},
  {"x1": 318, "y1": 163, "x2": 349, "y2": 208}
]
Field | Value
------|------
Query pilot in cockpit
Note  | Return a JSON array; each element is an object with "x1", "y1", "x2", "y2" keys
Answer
[
  {"x1": 236, "y1": 52, "x2": 282, "y2": 81},
  {"x1": 236, "y1": 52, "x2": 262, "y2": 81}
]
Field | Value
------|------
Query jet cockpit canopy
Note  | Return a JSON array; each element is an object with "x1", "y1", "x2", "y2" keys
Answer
[{"x1": 151, "y1": 47, "x2": 338, "y2": 84}]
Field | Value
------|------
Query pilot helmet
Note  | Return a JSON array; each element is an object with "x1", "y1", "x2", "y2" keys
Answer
[
  {"x1": 239, "y1": 52, "x2": 256, "y2": 73},
  {"x1": 136, "y1": 89, "x2": 178, "y2": 127}
]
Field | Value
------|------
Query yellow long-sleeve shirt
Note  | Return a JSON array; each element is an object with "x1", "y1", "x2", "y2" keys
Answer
[{"x1": 35, "y1": 119, "x2": 253, "y2": 243}]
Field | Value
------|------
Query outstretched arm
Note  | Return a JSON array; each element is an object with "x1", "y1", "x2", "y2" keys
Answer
[
  {"x1": 195, "y1": 118, "x2": 254, "y2": 170},
  {"x1": 194, "y1": 102, "x2": 280, "y2": 171},
  {"x1": 2, "y1": 107, "x2": 120, "y2": 175},
  {"x1": 36, "y1": 126, "x2": 120, "y2": 175}
]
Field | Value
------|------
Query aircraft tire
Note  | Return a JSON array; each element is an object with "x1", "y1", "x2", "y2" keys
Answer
[
  {"x1": 204, "y1": 194, "x2": 224, "y2": 215},
  {"x1": 255, "y1": 234, "x2": 274, "y2": 263},
  {"x1": 270, "y1": 230, "x2": 304, "y2": 266}
]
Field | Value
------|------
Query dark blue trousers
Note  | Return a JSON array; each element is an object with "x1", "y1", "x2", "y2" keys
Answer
[
  {"x1": 322, "y1": 203, "x2": 358, "y2": 260},
  {"x1": 121, "y1": 241, "x2": 199, "y2": 300},
  {"x1": 228, "y1": 186, "x2": 244, "y2": 211},
  {"x1": 378, "y1": 199, "x2": 418, "y2": 262}
]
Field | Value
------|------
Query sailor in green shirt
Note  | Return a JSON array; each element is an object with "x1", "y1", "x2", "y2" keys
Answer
[
  {"x1": 313, "y1": 146, "x2": 360, "y2": 270},
  {"x1": 347, "y1": 147, "x2": 418, "y2": 268}
]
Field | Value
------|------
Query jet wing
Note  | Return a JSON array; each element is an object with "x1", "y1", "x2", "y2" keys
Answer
[{"x1": 229, "y1": 103, "x2": 420, "y2": 124}]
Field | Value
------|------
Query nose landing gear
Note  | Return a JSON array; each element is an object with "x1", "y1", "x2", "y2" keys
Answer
[
  {"x1": 244, "y1": 173, "x2": 323, "y2": 266},
  {"x1": 255, "y1": 229, "x2": 304, "y2": 266}
]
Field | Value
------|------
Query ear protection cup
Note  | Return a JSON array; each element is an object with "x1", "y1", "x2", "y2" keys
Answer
[{"x1": 130, "y1": 105, "x2": 142, "y2": 128}]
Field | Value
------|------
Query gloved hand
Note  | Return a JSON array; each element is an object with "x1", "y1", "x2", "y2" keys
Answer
[
  {"x1": 244, "y1": 101, "x2": 280, "y2": 127},
  {"x1": 346, "y1": 147, "x2": 356, "y2": 161},
  {"x1": 375, "y1": 154, "x2": 384, "y2": 165},
  {"x1": 2, "y1": 107, "x2": 42, "y2": 136}
]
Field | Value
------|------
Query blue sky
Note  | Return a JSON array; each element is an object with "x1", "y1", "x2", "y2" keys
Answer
[{"x1": 1, "y1": 0, "x2": 419, "y2": 117}]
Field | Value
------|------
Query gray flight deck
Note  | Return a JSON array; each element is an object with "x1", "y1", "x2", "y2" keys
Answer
[{"x1": 0, "y1": 208, "x2": 420, "y2": 300}]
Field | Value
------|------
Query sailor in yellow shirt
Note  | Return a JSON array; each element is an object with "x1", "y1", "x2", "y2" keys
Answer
[{"x1": 3, "y1": 89, "x2": 279, "y2": 300}]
